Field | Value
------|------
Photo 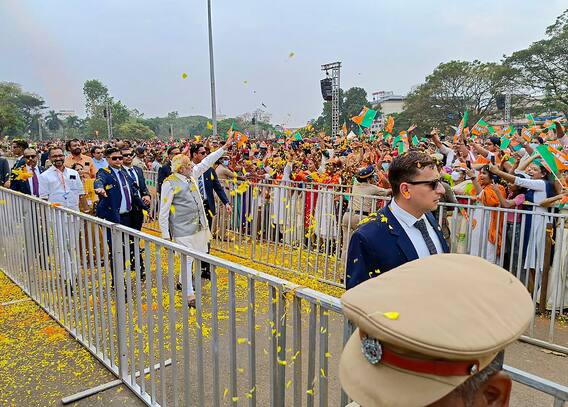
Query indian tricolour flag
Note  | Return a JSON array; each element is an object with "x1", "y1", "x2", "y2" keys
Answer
[{"x1": 351, "y1": 107, "x2": 377, "y2": 128}]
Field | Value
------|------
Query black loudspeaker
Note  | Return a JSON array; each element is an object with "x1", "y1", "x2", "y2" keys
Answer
[
  {"x1": 321, "y1": 78, "x2": 333, "y2": 101},
  {"x1": 496, "y1": 94, "x2": 506, "y2": 110}
]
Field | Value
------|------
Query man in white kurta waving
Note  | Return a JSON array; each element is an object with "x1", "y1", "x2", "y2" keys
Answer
[{"x1": 159, "y1": 133, "x2": 234, "y2": 307}]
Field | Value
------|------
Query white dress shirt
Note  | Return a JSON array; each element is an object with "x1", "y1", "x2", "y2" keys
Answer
[
  {"x1": 389, "y1": 198, "x2": 443, "y2": 258},
  {"x1": 38, "y1": 166, "x2": 84, "y2": 211},
  {"x1": 110, "y1": 167, "x2": 130, "y2": 214},
  {"x1": 123, "y1": 165, "x2": 141, "y2": 188}
]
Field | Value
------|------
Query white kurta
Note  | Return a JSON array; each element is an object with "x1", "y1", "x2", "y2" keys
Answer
[
  {"x1": 270, "y1": 163, "x2": 292, "y2": 226},
  {"x1": 158, "y1": 147, "x2": 226, "y2": 295},
  {"x1": 515, "y1": 177, "x2": 549, "y2": 271}
]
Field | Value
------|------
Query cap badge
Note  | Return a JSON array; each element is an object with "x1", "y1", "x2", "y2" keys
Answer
[{"x1": 361, "y1": 336, "x2": 383, "y2": 365}]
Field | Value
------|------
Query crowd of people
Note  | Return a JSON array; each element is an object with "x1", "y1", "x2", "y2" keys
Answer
[{"x1": 1, "y1": 117, "x2": 568, "y2": 307}]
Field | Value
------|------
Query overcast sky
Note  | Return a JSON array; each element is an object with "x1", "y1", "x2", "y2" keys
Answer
[{"x1": 1, "y1": 0, "x2": 566, "y2": 127}]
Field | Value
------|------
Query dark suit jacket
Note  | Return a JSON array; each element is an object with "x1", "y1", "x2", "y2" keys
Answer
[
  {"x1": 123, "y1": 166, "x2": 150, "y2": 198},
  {"x1": 157, "y1": 162, "x2": 171, "y2": 195},
  {"x1": 40, "y1": 152, "x2": 49, "y2": 168},
  {"x1": 0, "y1": 157, "x2": 9, "y2": 185},
  {"x1": 346, "y1": 203, "x2": 449, "y2": 289},
  {"x1": 94, "y1": 167, "x2": 147, "y2": 224},
  {"x1": 10, "y1": 165, "x2": 44, "y2": 195},
  {"x1": 201, "y1": 167, "x2": 229, "y2": 215}
]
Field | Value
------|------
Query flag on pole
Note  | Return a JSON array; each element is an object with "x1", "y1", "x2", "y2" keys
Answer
[
  {"x1": 456, "y1": 111, "x2": 468, "y2": 138},
  {"x1": 351, "y1": 107, "x2": 377, "y2": 128},
  {"x1": 293, "y1": 131, "x2": 303, "y2": 141},
  {"x1": 341, "y1": 122, "x2": 348, "y2": 136}
]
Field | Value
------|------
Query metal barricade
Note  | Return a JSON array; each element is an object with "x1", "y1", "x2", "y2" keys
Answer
[
  {"x1": 208, "y1": 180, "x2": 568, "y2": 351},
  {"x1": 0, "y1": 187, "x2": 566, "y2": 406}
]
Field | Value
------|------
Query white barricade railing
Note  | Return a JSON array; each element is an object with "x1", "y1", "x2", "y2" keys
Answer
[{"x1": 0, "y1": 187, "x2": 567, "y2": 406}]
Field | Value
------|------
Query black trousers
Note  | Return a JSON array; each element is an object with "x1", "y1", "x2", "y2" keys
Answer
[{"x1": 107, "y1": 210, "x2": 146, "y2": 287}]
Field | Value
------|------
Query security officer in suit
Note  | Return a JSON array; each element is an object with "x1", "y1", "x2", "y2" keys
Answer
[
  {"x1": 120, "y1": 146, "x2": 151, "y2": 233},
  {"x1": 10, "y1": 148, "x2": 44, "y2": 196},
  {"x1": 346, "y1": 151, "x2": 449, "y2": 289},
  {"x1": 190, "y1": 143, "x2": 231, "y2": 228},
  {"x1": 157, "y1": 145, "x2": 181, "y2": 195},
  {"x1": 190, "y1": 143, "x2": 232, "y2": 279},
  {"x1": 94, "y1": 147, "x2": 148, "y2": 283},
  {"x1": 339, "y1": 254, "x2": 533, "y2": 407},
  {"x1": 11, "y1": 139, "x2": 29, "y2": 169}
]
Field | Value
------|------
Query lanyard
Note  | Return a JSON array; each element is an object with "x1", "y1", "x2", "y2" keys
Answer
[{"x1": 56, "y1": 168, "x2": 67, "y2": 192}]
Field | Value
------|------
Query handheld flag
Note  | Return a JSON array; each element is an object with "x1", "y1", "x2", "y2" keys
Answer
[
  {"x1": 235, "y1": 131, "x2": 248, "y2": 148},
  {"x1": 293, "y1": 132, "x2": 303, "y2": 142},
  {"x1": 351, "y1": 107, "x2": 377, "y2": 128},
  {"x1": 499, "y1": 137, "x2": 511, "y2": 151},
  {"x1": 384, "y1": 116, "x2": 395, "y2": 133},
  {"x1": 536, "y1": 144, "x2": 567, "y2": 175},
  {"x1": 411, "y1": 135, "x2": 419, "y2": 146},
  {"x1": 526, "y1": 114, "x2": 535, "y2": 126}
]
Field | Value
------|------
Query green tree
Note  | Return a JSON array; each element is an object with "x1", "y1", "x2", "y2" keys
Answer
[
  {"x1": 0, "y1": 82, "x2": 45, "y2": 138},
  {"x1": 504, "y1": 9, "x2": 568, "y2": 111},
  {"x1": 83, "y1": 79, "x2": 109, "y2": 116},
  {"x1": 116, "y1": 120, "x2": 155, "y2": 139},
  {"x1": 45, "y1": 110, "x2": 62, "y2": 132},
  {"x1": 401, "y1": 60, "x2": 511, "y2": 133}
]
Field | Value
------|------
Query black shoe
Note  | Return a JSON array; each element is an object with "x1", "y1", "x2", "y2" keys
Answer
[
  {"x1": 176, "y1": 282, "x2": 182, "y2": 291},
  {"x1": 201, "y1": 270, "x2": 211, "y2": 280}
]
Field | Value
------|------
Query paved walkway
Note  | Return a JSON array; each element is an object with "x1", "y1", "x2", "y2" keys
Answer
[
  {"x1": 0, "y1": 271, "x2": 142, "y2": 407},
  {"x1": 1, "y1": 258, "x2": 567, "y2": 406}
]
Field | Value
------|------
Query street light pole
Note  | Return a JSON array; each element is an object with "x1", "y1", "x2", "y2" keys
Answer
[{"x1": 207, "y1": 0, "x2": 218, "y2": 136}]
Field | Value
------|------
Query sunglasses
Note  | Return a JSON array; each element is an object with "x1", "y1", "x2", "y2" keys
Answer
[
  {"x1": 406, "y1": 178, "x2": 442, "y2": 189},
  {"x1": 24, "y1": 155, "x2": 36, "y2": 159},
  {"x1": 109, "y1": 156, "x2": 123, "y2": 161},
  {"x1": 197, "y1": 151, "x2": 206, "y2": 155},
  {"x1": 122, "y1": 153, "x2": 134, "y2": 157}
]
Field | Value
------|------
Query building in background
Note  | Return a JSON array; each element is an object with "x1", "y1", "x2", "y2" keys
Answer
[{"x1": 371, "y1": 91, "x2": 406, "y2": 116}]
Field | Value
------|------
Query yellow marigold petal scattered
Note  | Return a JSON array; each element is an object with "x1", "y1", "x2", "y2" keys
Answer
[{"x1": 383, "y1": 311, "x2": 400, "y2": 320}]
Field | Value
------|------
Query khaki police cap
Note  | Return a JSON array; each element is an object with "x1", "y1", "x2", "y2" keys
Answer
[{"x1": 339, "y1": 254, "x2": 533, "y2": 407}]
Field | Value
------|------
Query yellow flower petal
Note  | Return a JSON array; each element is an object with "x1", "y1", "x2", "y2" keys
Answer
[{"x1": 383, "y1": 311, "x2": 400, "y2": 320}]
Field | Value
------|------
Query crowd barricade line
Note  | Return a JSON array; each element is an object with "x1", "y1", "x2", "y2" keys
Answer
[
  {"x1": 200, "y1": 180, "x2": 568, "y2": 351},
  {"x1": 0, "y1": 186, "x2": 567, "y2": 406}
]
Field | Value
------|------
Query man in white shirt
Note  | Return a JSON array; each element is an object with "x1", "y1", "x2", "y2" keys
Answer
[
  {"x1": 39, "y1": 147, "x2": 86, "y2": 212},
  {"x1": 346, "y1": 150, "x2": 449, "y2": 289},
  {"x1": 38, "y1": 146, "x2": 87, "y2": 291}
]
